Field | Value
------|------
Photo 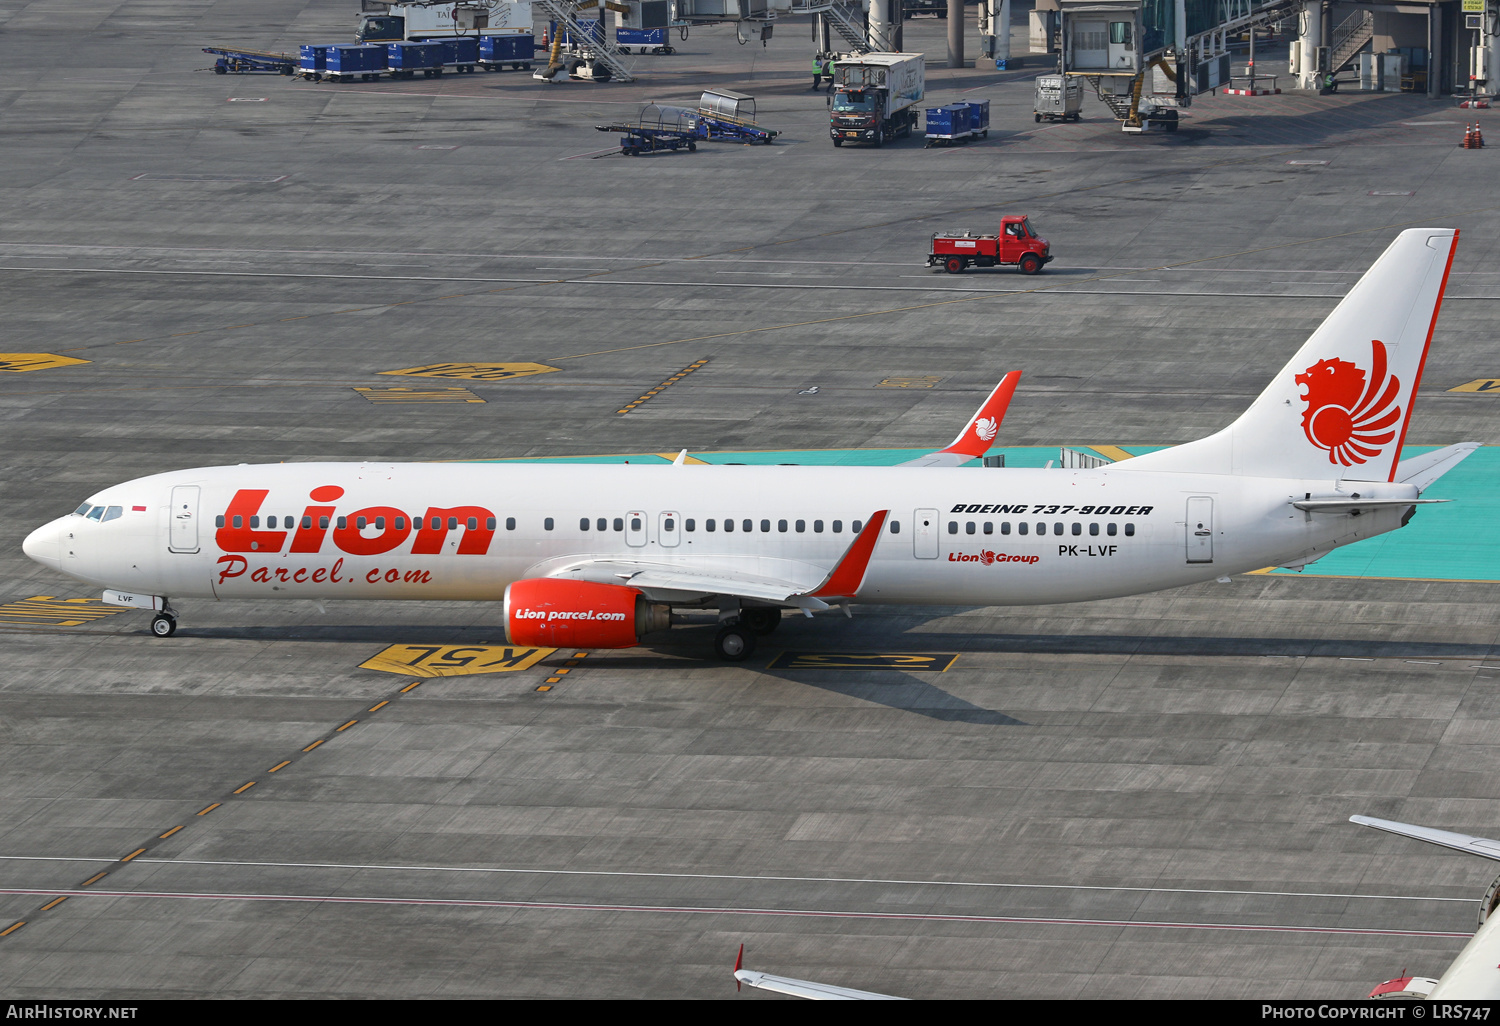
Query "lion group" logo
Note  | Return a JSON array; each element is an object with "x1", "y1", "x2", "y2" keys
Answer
[{"x1": 1294, "y1": 339, "x2": 1402, "y2": 467}]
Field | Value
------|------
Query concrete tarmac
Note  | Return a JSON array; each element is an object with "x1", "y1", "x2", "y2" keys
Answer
[{"x1": 1, "y1": 0, "x2": 1498, "y2": 999}]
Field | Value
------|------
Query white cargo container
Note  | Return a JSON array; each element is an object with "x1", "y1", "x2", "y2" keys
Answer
[{"x1": 828, "y1": 52, "x2": 925, "y2": 147}]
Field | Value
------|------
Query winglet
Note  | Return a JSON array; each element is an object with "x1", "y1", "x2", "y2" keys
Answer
[
  {"x1": 896, "y1": 372, "x2": 1021, "y2": 467},
  {"x1": 735, "y1": 944, "x2": 743, "y2": 992},
  {"x1": 809, "y1": 511, "x2": 888, "y2": 599}
]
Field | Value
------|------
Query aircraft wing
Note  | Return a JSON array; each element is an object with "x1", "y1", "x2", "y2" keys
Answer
[
  {"x1": 734, "y1": 969, "x2": 907, "y2": 1001},
  {"x1": 1394, "y1": 442, "x2": 1481, "y2": 494},
  {"x1": 544, "y1": 512, "x2": 889, "y2": 609},
  {"x1": 1350, "y1": 815, "x2": 1500, "y2": 861},
  {"x1": 897, "y1": 371, "x2": 1020, "y2": 467}
]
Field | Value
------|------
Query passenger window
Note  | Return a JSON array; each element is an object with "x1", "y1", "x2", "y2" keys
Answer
[
  {"x1": 545, "y1": 518, "x2": 555, "y2": 531},
  {"x1": 233, "y1": 515, "x2": 243, "y2": 528},
  {"x1": 502, "y1": 517, "x2": 512, "y2": 531},
  {"x1": 319, "y1": 516, "x2": 330, "y2": 529},
  {"x1": 665, "y1": 518, "x2": 676, "y2": 532},
  {"x1": 1053, "y1": 523, "x2": 1063, "y2": 536},
  {"x1": 631, "y1": 517, "x2": 642, "y2": 531},
  {"x1": 706, "y1": 519, "x2": 716, "y2": 532},
  {"x1": 467, "y1": 517, "x2": 478, "y2": 531},
  {"x1": 813, "y1": 520, "x2": 824, "y2": 533},
  {"x1": 216, "y1": 515, "x2": 225, "y2": 528},
  {"x1": 832, "y1": 520, "x2": 843, "y2": 533},
  {"x1": 759, "y1": 519, "x2": 769, "y2": 533},
  {"x1": 337, "y1": 517, "x2": 347, "y2": 530},
  {"x1": 966, "y1": 522, "x2": 976, "y2": 535},
  {"x1": 376, "y1": 517, "x2": 387, "y2": 530},
  {"x1": 776, "y1": 520, "x2": 786, "y2": 533},
  {"x1": 303, "y1": 516, "x2": 312, "y2": 529},
  {"x1": 613, "y1": 518, "x2": 624, "y2": 531},
  {"x1": 395, "y1": 517, "x2": 405, "y2": 530},
  {"x1": 580, "y1": 518, "x2": 589, "y2": 531},
  {"x1": 1071, "y1": 523, "x2": 1081, "y2": 536},
  {"x1": 447, "y1": 518, "x2": 458, "y2": 531},
  {"x1": 724, "y1": 519, "x2": 734, "y2": 533},
  {"x1": 356, "y1": 517, "x2": 367, "y2": 529},
  {"x1": 947, "y1": 522, "x2": 957, "y2": 535},
  {"x1": 795, "y1": 520, "x2": 805, "y2": 533},
  {"x1": 743, "y1": 519, "x2": 752, "y2": 533},
  {"x1": 251, "y1": 516, "x2": 261, "y2": 528},
  {"x1": 102, "y1": 506, "x2": 122, "y2": 522},
  {"x1": 983, "y1": 522, "x2": 992, "y2": 535},
  {"x1": 855, "y1": 520, "x2": 865, "y2": 533},
  {"x1": 1124, "y1": 523, "x2": 1135, "y2": 536},
  {"x1": 1000, "y1": 522, "x2": 1010, "y2": 535},
  {"x1": 1089, "y1": 523, "x2": 1099, "y2": 536},
  {"x1": 685, "y1": 519, "x2": 695, "y2": 532},
  {"x1": 1107, "y1": 523, "x2": 1117, "y2": 536},
  {"x1": 1018, "y1": 522, "x2": 1028, "y2": 536}
]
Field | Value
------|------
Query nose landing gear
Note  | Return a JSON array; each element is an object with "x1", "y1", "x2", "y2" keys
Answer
[{"x1": 150, "y1": 613, "x2": 177, "y2": 637}]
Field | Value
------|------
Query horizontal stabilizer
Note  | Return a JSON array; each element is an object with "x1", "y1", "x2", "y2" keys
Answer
[
  {"x1": 1395, "y1": 442, "x2": 1480, "y2": 493},
  {"x1": 1293, "y1": 498, "x2": 1446, "y2": 513},
  {"x1": 733, "y1": 970, "x2": 907, "y2": 1001},
  {"x1": 1351, "y1": 815, "x2": 1500, "y2": 862}
]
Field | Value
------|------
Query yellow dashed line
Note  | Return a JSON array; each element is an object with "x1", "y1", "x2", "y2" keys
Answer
[
  {"x1": 39, "y1": 897, "x2": 68, "y2": 912},
  {"x1": 158, "y1": 825, "x2": 184, "y2": 839},
  {"x1": 399, "y1": 681, "x2": 422, "y2": 693},
  {"x1": 196, "y1": 803, "x2": 221, "y2": 816},
  {"x1": 120, "y1": 849, "x2": 146, "y2": 863},
  {"x1": 536, "y1": 684, "x2": 552, "y2": 691},
  {"x1": 80, "y1": 872, "x2": 107, "y2": 887},
  {"x1": 369, "y1": 700, "x2": 390, "y2": 712},
  {"x1": 302, "y1": 739, "x2": 324, "y2": 752},
  {"x1": 0, "y1": 922, "x2": 25, "y2": 937},
  {"x1": 335, "y1": 719, "x2": 357, "y2": 732},
  {"x1": 232, "y1": 781, "x2": 256, "y2": 794},
  {"x1": 268, "y1": 761, "x2": 291, "y2": 773}
]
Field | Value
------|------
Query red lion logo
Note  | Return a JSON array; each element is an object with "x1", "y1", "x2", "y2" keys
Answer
[{"x1": 1294, "y1": 339, "x2": 1402, "y2": 467}]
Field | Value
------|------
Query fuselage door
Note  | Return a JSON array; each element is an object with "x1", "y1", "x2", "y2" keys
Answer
[
  {"x1": 1186, "y1": 496, "x2": 1213, "y2": 563},
  {"x1": 626, "y1": 510, "x2": 647, "y2": 547},
  {"x1": 658, "y1": 511, "x2": 680, "y2": 548},
  {"x1": 169, "y1": 485, "x2": 200, "y2": 553},
  {"x1": 913, "y1": 508, "x2": 939, "y2": 559}
]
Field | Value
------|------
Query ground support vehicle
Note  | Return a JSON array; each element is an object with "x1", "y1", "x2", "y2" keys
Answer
[
  {"x1": 617, "y1": 28, "x2": 674, "y2": 54},
  {"x1": 829, "y1": 52, "x2": 925, "y2": 148},
  {"x1": 433, "y1": 37, "x2": 481, "y2": 73},
  {"x1": 923, "y1": 103, "x2": 972, "y2": 146},
  {"x1": 477, "y1": 34, "x2": 534, "y2": 71},
  {"x1": 386, "y1": 41, "x2": 445, "y2": 78},
  {"x1": 965, "y1": 98, "x2": 990, "y2": 136},
  {"x1": 696, "y1": 89, "x2": 777, "y2": 144},
  {"x1": 204, "y1": 46, "x2": 295, "y2": 75},
  {"x1": 322, "y1": 44, "x2": 388, "y2": 81},
  {"x1": 1034, "y1": 73, "x2": 1083, "y2": 121},
  {"x1": 927, "y1": 216, "x2": 1052, "y2": 274},
  {"x1": 596, "y1": 104, "x2": 699, "y2": 155}
]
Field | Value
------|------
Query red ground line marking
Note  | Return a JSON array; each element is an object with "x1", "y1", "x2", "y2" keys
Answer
[{"x1": 0, "y1": 888, "x2": 1469, "y2": 938}]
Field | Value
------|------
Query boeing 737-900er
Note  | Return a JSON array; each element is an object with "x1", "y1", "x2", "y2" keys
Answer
[{"x1": 21, "y1": 228, "x2": 1478, "y2": 660}]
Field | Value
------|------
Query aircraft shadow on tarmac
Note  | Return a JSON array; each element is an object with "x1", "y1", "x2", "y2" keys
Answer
[{"x1": 756, "y1": 667, "x2": 1029, "y2": 725}]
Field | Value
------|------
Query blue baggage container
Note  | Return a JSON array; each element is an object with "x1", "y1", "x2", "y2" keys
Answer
[
  {"x1": 479, "y1": 33, "x2": 534, "y2": 65},
  {"x1": 618, "y1": 27, "x2": 665, "y2": 46},
  {"x1": 433, "y1": 36, "x2": 479, "y2": 65},
  {"x1": 387, "y1": 41, "x2": 444, "y2": 71},
  {"x1": 299, "y1": 43, "x2": 336, "y2": 73},
  {"x1": 924, "y1": 103, "x2": 973, "y2": 146},
  {"x1": 964, "y1": 99, "x2": 990, "y2": 135},
  {"x1": 326, "y1": 44, "x2": 386, "y2": 74}
]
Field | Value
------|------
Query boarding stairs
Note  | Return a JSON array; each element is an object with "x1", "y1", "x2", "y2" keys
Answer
[
  {"x1": 789, "y1": 0, "x2": 871, "y2": 52},
  {"x1": 1328, "y1": 9, "x2": 1374, "y2": 74},
  {"x1": 531, "y1": 0, "x2": 635, "y2": 82}
]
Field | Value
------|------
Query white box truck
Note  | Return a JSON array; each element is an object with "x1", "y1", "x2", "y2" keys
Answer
[
  {"x1": 357, "y1": 2, "x2": 534, "y2": 41},
  {"x1": 829, "y1": 52, "x2": 925, "y2": 147}
]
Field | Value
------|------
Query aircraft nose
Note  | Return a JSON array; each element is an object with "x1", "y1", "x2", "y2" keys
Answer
[{"x1": 22, "y1": 519, "x2": 63, "y2": 569}]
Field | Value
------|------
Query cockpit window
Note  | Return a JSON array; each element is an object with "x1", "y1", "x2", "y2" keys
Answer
[
  {"x1": 101, "y1": 506, "x2": 123, "y2": 522},
  {"x1": 74, "y1": 503, "x2": 91, "y2": 516},
  {"x1": 86, "y1": 506, "x2": 105, "y2": 521}
]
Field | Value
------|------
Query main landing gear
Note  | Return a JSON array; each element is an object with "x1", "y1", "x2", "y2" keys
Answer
[{"x1": 712, "y1": 607, "x2": 782, "y2": 661}]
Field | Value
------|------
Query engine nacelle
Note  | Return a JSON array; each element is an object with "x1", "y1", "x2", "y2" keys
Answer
[{"x1": 504, "y1": 578, "x2": 670, "y2": 649}]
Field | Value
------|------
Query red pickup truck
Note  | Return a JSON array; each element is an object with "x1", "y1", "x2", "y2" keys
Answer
[{"x1": 928, "y1": 215, "x2": 1052, "y2": 274}]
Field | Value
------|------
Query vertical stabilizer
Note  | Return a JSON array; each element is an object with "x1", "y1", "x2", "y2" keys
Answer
[{"x1": 1118, "y1": 229, "x2": 1458, "y2": 481}]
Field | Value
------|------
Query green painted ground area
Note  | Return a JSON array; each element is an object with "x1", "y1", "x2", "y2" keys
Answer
[{"x1": 474, "y1": 445, "x2": 1496, "y2": 582}]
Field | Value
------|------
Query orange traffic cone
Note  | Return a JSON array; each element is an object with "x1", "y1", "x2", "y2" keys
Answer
[
  {"x1": 1476, "y1": 125, "x2": 1486, "y2": 147},
  {"x1": 1462, "y1": 123, "x2": 1474, "y2": 148}
]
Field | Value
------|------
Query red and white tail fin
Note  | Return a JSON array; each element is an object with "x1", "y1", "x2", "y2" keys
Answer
[
  {"x1": 898, "y1": 371, "x2": 1020, "y2": 468},
  {"x1": 1119, "y1": 229, "x2": 1458, "y2": 481}
]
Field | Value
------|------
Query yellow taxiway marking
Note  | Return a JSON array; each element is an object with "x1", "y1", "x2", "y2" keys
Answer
[
  {"x1": 654, "y1": 452, "x2": 710, "y2": 464},
  {"x1": 335, "y1": 720, "x2": 357, "y2": 732},
  {"x1": 766, "y1": 652, "x2": 961, "y2": 671},
  {"x1": 361, "y1": 644, "x2": 555, "y2": 677},
  {"x1": 0, "y1": 922, "x2": 25, "y2": 937},
  {"x1": 0, "y1": 353, "x2": 91, "y2": 373},
  {"x1": 1449, "y1": 379, "x2": 1500, "y2": 393},
  {"x1": 536, "y1": 684, "x2": 553, "y2": 691},
  {"x1": 232, "y1": 781, "x2": 256, "y2": 794},
  {"x1": 368, "y1": 701, "x2": 389, "y2": 712},
  {"x1": 352, "y1": 386, "x2": 485, "y2": 404},
  {"x1": 39, "y1": 897, "x2": 68, "y2": 912},
  {"x1": 196, "y1": 803, "x2": 221, "y2": 816},
  {"x1": 80, "y1": 873, "x2": 108, "y2": 887},
  {"x1": 399, "y1": 680, "x2": 422, "y2": 693},
  {"x1": 158, "y1": 825, "x2": 184, "y2": 839},
  {"x1": 381, "y1": 362, "x2": 559, "y2": 382},
  {"x1": 1089, "y1": 445, "x2": 1134, "y2": 462},
  {"x1": 618, "y1": 358, "x2": 709, "y2": 414},
  {"x1": 878, "y1": 376, "x2": 942, "y2": 388},
  {"x1": 0, "y1": 595, "x2": 129, "y2": 628},
  {"x1": 268, "y1": 761, "x2": 291, "y2": 773},
  {"x1": 120, "y1": 849, "x2": 147, "y2": 863}
]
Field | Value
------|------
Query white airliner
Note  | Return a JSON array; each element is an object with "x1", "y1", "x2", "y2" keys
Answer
[
  {"x1": 22, "y1": 229, "x2": 1474, "y2": 660},
  {"x1": 1354, "y1": 816, "x2": 1500, "y2": 1000}
]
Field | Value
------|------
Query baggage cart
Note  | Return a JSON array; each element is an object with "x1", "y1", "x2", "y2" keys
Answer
[
  {"x1": 964, "y1": 98, "x2": 990, "y2": 137},
  {"x1": 297, "y1": 43, "x2": 341, "y2": 80},
  {"x1": 203, "y1": 46, "x2": 296, "y2": 76},
  {"x1": 386, "y1": 41, "x2": 445, "y2": 78},
  {"x1": 617, "y1": 28, "x2": 674, "y2": 54},
  {"x1": 924, "y1": 103, "x2": 973, "y2": 146},
  {"x1": 324, "y1": 44, "x2": 388, "y2": 81},
  {"x1": 1034, "y1": 74, "x2": 1083, "y2": 122},
  {"x1": 478, "y1": 33, "x2": 534, "y2": 71},
  {"x1": 596, "y1": 104, "x2": 700, "y2": 156},
  {"x1": 432, "y1": 36, "x2": 479, "y2": 73}
]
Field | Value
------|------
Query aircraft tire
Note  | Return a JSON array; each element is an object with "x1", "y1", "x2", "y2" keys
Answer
[
  {"x1": 151, "y1": 614, "x2": 177, "y2": 638},
  {"x1": 714, "y1": 625, "x2": 755, "y2": 661}
]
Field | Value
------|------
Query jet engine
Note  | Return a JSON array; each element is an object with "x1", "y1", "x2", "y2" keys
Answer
[{"x1": 503, "y1": 578, "x2": 670, "y2": 649}]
